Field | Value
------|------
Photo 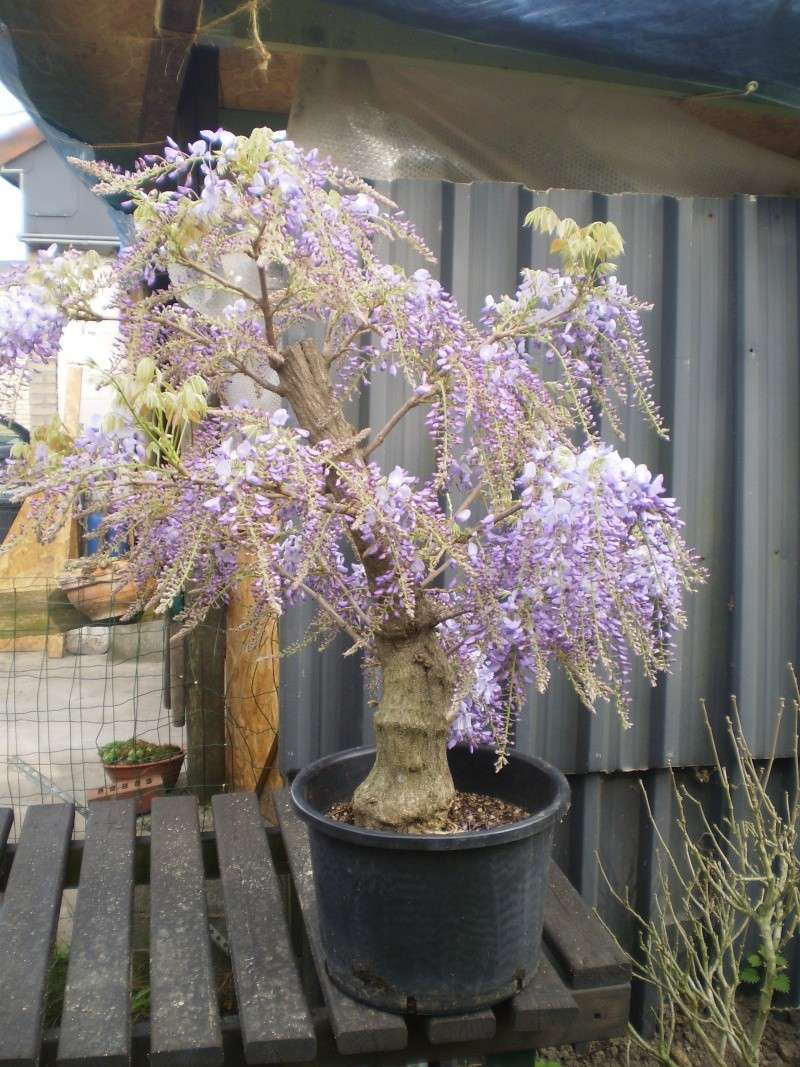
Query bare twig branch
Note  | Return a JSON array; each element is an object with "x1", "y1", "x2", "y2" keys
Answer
[
  {"x1": 598, "y1": 672, "x2": 800, "y2": 1067},
  {"x1": 362, "y1": 389, "x2": 433, "y2": 459},
  {"x1": 178, "y1": 256, "x2": 258, "y2": 305},
  {"x1": 275, "y1": 564, "x2": 363, "y2": 646}
]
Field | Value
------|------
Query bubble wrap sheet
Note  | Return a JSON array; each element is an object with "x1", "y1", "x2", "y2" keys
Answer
[{"x1": 288, "y1": 57, "x2": 800, "y2": 196}]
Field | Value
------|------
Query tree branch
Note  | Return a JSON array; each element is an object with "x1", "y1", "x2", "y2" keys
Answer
[
  {"x1": 363, "y1": 389, "x2": 434, "y2": 459},
  {"x1": 226, "y1": 356, "x2": 286, "y2": 397},
  {"x1": 160, "y1": 314, "x2": 286, "y2": 396},
  {"x1": 421, "y1": 496, "x2": 523, "y2": 588},
  {"x1": 453, "y1": 500, "x2": 524, "y2": 545},
  {"x1": 453, "y1": 482, "x2": 485, "y2": 518},
  {"x1": 420, "y1": 556, "x2": 452, "y2": 589},
  {"x1": 472, "y1": 499, "x2": 524, "y2": 530},
  {"x1": 257, "y1": 263, "x2": 280, "y2": 352},
  {"x1": 431, "y1": 603, "x2": 474, "y2": 624},
  {"x1": 177, "y1": 257, "x2": 258, "y2": 305},
  {"x1": 419, "y1": 484, "x2": 486, "y2": 589},
  {"x1": 275, "y1": 564, "x2": 363, "y2": 645},
  {"x1": 327, "y1": 322, "x2": 373, "y2": 365},
  {"x1": 489, "y1": 290, "x2": 585, "y2": 344}
]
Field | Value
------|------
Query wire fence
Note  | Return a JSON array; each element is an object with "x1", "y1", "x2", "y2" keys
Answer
[{"x1": 0, "y1": 577, "x2": 280, "y2": 838}]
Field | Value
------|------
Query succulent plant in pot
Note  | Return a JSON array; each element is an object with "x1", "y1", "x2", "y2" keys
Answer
[
  {"x1": 98, "y1": 738, "x2": 185, "y2": 789},
  {"x1": 0, "y1": 130, "x2": 702, "y2": 1013}
]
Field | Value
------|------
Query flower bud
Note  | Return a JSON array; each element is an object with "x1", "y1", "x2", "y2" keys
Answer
[{"x1": 135, "y1": 357, "x2": 157, "y2": 385}]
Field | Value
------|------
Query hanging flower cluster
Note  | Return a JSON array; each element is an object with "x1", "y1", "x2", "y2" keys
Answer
[{"x1": 0, "y1": 128, "x2": 703, "y2": 757}]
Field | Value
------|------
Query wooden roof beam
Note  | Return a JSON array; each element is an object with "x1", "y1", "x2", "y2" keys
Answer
[
  {"x1": 138, "y1": 0, "x2": 205, "y2": 148},
  {"x1": 199, "y1": 0, "x2": 798, "y2": 114}
]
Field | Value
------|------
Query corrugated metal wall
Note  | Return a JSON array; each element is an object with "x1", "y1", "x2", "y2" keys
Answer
[
  {"x1": 282, "y1": 181, "x2": 800, "y2": 774},
  {"x1": 279, "y1": 184, "x2": 800, "y2": 997}
]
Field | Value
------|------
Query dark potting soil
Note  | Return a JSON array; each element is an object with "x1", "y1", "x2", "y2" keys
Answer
[{"x1": 327, "y1": 790, "x2": 529, "y2": 832}]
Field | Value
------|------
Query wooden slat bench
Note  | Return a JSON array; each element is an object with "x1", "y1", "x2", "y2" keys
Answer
[{"x1": 0, "y1": 794, "x2": 630, "y2": 1067}]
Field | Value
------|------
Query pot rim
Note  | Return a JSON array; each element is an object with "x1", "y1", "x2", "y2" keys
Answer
[{"x1": 290, "y1": 744, "x2": 570, "y2": 851}]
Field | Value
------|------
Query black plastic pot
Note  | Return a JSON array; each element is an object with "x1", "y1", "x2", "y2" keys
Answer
[{"x1": 291, "y1": 744, "x2": 570, "y2": 1015}]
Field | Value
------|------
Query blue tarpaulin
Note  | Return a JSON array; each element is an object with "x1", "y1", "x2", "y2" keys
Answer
[{"x1": 329, "y1": 1, "x2": 800, "y2": 108}]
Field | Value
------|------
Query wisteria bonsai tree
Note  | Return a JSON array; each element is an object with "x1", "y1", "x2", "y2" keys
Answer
[{"x1": 0, "y1": 129, "x2": 702, "y2": 831}]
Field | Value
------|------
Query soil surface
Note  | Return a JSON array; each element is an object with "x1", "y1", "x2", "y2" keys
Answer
[
  {"x1": 537, "y1": 1009, "x2": 800, "y2": 1065},
  {"x1": 327, "y1": 790, "x2": 529, "y2": 831}
]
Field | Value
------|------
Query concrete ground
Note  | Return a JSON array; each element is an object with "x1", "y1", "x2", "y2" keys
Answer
[{"x1": 0, "y1": 642, "x2": 185, "y2": 837}]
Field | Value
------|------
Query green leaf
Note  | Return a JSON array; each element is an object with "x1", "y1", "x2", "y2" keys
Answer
[
  {"x1": 740, "y1": 968, "x2": 761, "y2": 984},
  {"x1": 525, "y1": 206, "x2": 560, "y2": 235},
  {"x1": 748, "y1": 953, "x2": 763, "y2": 967},
  {"x1": 773, "y1": 974, "x2": 791, "y2": 994},
  {"x1": 133, "y1": 198, "x2": 158, "y2": 226},
  {"x1": 556, "y1": 217, "x2": 580, "y2": 240},
  {"x1": 775, "y1": 953, "x2": 788, "y2": 969}
]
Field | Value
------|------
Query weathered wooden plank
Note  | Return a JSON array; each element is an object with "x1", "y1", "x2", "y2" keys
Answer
[
  {"x1": 424, "y1": 1008, "x2": 496, "y2": 1044},
  {"x1": 39, "y1": 830, "x2": 225, "y2": 892},
  {"x1": 39, "y1": 981, "x2": 630, "y2": 1067},
  {"x1": 274, "y1": 791, "x2": 408, "y2": 1056},
  {"x1": 509, "y1": 953, "x2": 578, "y2": 1031},
  {"x1": 150, "y1": 796, "x2": 223, "y2": 1067},
  {"x1": 57, "y1": 800, "x2": 136, "y2": 1067},
  {"x1": 543, "y1": 863, "x2": 630, "y2": 989},
  {"x1": 0, "y1": 803, "x2": 74, "y2": 1067},
  {"x1": 212, "y1": 793, "x2": 316, "y2": 1063}
]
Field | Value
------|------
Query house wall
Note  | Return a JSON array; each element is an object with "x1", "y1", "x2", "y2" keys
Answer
[
  {"x1": 12, "y1": 139, "x2": 118, "y2": 249},
  {"x1": 2, "y1": 139, "x2": 119, "y2": 432}
]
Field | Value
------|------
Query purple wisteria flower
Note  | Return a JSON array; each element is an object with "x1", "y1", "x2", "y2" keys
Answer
[{"x1": 0, "y1": 128, "x2": 703, "y2": 771}]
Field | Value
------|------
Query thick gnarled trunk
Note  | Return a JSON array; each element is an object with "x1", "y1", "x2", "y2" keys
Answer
[
  {"x1": 279, "y1": 340, "x2": 456, "y2": 832},
  {"x1": 352, "y1": 631, "x2": 456, "y2": 832}
]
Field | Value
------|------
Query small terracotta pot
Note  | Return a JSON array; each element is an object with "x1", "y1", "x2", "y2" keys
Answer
[
  {"x1": 103, "y1": 750, "x2": 185, "y2": 790},
  {"x1": 88, "y1": 772, "x2": 165, "y2": 815},
  {"x1": 59, "y1": 562, "x2": 143, "y2": 623}
]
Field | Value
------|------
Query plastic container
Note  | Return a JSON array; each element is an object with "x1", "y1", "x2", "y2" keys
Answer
[
  {"x1": 291, "y1": 744, "x2": 570, "y2": 1014},
  {"x1": 65, "y1": 626, "x2": 111, "y2": 656}
]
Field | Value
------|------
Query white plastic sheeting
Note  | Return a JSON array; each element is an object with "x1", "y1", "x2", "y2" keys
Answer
[{"x1": 289, "y1": 57, "x2": 800, "y2": 197}]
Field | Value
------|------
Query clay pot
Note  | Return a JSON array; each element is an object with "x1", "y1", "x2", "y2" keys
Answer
[
  {"x1": 88, "y1": 772, "x2": 165, "y2": 815},
  {"x1": 103, "y1": 750, "x2": 185, "y2": 790},
  {"x1": 58, "y1": 562, "x2": 142, "y2": 622}
]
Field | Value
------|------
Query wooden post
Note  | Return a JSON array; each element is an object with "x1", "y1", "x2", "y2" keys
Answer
[
  {"x1": 225, "y1": 580, "x2": 282, "y2": 820},
  {"x1": 173, "y1": 44, "x2": 220, "y2": 146},
  {"x1": 138, "y1": 0, "x2": 204, "y2": 151},
  {"x1": 184, "y1": 604, "x2": 227, "y2": 804},
  {"x1": 166, "y1": 46, "x2": 285, "y2": 809},
  {"x1": 168, "y1": 619, "x2": 186, "y2": 728},
  {"x1": 172, "y1": 37, "x2": 227, "y2": 805}
]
